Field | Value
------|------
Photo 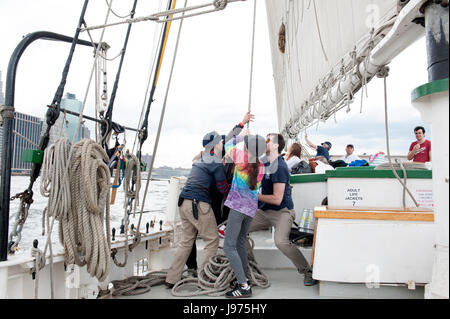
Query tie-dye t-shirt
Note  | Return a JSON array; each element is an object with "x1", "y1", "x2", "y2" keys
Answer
[{"x1": 224, "y1": 136, "x2": 265, "y2": 218}]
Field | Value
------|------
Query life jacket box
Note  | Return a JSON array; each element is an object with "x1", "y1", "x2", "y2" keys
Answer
[
  {"x1": 312, "y1": 206, "x2": 435, "y2": 284},
  {"x1": 290, "y1": 173, "x2": 327, "y2": 225},
  {"x1": 325, "y1": 169, "x2": 433, "y2": 208}
]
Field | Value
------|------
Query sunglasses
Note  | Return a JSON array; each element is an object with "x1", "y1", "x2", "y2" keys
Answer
[{"x1": 265, "y1": 137, "x2": 271, "y2": 144}]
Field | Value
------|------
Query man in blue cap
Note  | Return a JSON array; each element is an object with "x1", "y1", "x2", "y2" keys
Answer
[
  {"x1": 165, "y1": 113, "x2": 253, "y2": 288},
  {"x1": 304, "y1": 133, "x2": 332, "y2": 162},
  {"x1": 185, "y1": 113, "x2": 254, "y2": 275}
]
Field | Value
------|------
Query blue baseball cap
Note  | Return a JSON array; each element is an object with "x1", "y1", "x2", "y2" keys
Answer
[
  {"x1": 322, "y1": 141, "x2": 332, "y2": 149},
  {"x1": 202, "y1": 131, "x2": 222, "y2": 148}
]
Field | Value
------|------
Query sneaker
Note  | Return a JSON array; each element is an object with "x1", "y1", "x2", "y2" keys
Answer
[
  {"x1": 218, "y1": 224, "x2": 226, "y2": 238},
  {"x1": 229, "y1": 279, "x2": 239, "y2": 289},
  {"x1": 304, "y1": 270, "x2": 318, "y2": 286},
  {"x1": 225, "y1": 285, "x2": 252, "y2": 298},
  {"x1": 186, "y1": 268, "x2": 198, "y2": 278}
]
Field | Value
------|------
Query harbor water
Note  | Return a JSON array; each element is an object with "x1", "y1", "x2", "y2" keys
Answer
[{"x1": 8, "y1": 176, "x2": 169, "y2": 254}]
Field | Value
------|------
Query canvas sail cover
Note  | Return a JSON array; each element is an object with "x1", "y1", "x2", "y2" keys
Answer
[{"x1": 265, "y1": 0, "x2": 399, "y2": 134}]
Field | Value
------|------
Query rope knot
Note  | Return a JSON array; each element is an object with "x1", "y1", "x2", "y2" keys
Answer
[
  {"x1": 0, "y1": 105, "x2": 15, "y2": 126},
  {"x1": 213, "y1": 0, "x2": 228, "y2": 10},
  {"x1": 376, "y1": 66, "x2": 390, "y2": 78},
  {"x1": 31, "y1": 246, "x2": 46, "y2": 272}
]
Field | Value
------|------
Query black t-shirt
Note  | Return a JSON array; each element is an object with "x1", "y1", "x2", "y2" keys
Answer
[{"x1": 259, "y1": 156, "x2": 294, "y2": 211}]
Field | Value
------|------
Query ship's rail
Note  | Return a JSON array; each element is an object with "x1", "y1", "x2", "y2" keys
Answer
[{"x1": 0, "y1": 221, "x2": 181, "y2": 299}]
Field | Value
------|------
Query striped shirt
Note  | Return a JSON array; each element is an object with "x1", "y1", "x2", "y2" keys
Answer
[{"x1": 224, "y1": 136, "x2": 264, "y2": 218}]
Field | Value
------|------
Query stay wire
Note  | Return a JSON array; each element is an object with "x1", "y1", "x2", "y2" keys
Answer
[{"x1": 138, "y1": 0, "x2": 187, "y2": 231}]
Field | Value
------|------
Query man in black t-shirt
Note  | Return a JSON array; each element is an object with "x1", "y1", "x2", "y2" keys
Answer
[{"x1": 248, "y1": 133, "x2": 318, "y2": 287}]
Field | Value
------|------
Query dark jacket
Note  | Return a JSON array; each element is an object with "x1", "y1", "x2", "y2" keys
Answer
[{"x1": 180, "y1": 153, "x2": 229, "y2": 204}]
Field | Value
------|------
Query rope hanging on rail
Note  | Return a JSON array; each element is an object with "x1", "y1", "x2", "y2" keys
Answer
[{"x1": 378, "y1": 66, "x2": 419, "y2": 208}]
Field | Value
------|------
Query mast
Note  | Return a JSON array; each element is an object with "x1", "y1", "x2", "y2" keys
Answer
[{"x1": 412, "y1": 0, "x2": 449, "y2": 299}]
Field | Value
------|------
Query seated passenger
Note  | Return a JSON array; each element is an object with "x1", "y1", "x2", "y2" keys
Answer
[
  {"x1": 304, "y1": 133, "x2": 332, "y2": 162},
  {"x1": 248, "y1": 133, "x2": 318, "y2": 287},
  {"x1": 338, "y1": 144, "x2": 361, "y2": 164},
  {"x1": 285, "y1": 143, "x2": 302, "y2": 171}
]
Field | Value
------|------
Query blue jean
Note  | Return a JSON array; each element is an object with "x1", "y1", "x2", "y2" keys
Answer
[{"x1": 223, "y1": 209, "x2": 253, "y2": 285}]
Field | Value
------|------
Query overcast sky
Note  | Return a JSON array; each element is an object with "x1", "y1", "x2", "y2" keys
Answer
[{"x1": 0, "y1": 0, "x2": 430, "y2": 169}]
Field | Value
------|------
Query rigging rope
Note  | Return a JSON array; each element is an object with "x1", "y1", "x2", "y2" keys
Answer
[
  {"x1": 378, "y1": 66, "x2": 419, "y2": 208},
  {"x1": 247, "y1": 0, "x2": 257, "y2": 126},
  {"x1": 100, "y1": 0, "x2": 139, "y2": 150},
  {"x1": 104, "y1": 0, "x2": 133, "y2": 19},
  {"x1": 30, "y1": 244, "x2": 45, "y2": 299},
  {"x1": 80, "y1": 0, "x2": 244, "y2": 32},
  {"x1": 137, "y1": 0, "x2": 186, "y2": 232},
  {"x1": 132, "y1": 0, "x2": 167, "y2": 154},
  {"x1": 12, "y1": 130, "x2": 39, "y2": 148},
  {"x1": 72, "y1": 0, "x2": 114, "y2": 142},
  {"x1": 123, "y1": 150, "x2": 141, "y2": 216}
]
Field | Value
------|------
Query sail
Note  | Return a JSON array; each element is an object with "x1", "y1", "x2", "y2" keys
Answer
[{"x1": 265, "y1": 0, "x2": 399, "y2": 135}]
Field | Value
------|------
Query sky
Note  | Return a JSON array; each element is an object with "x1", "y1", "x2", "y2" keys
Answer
[{"x1": 0, "y1": 0, "x2": 431, "y2": 169}]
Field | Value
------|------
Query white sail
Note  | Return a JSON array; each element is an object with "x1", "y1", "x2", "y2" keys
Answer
[{"x1": 265, "y1": 0, "x2": 401, "y2": 136}]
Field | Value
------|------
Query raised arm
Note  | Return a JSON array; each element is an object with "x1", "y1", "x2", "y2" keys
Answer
[
  {"x1": 225, "y1": 129, "x2": 250, "y2": 164},
  {"x1": 305, "y1": 133, "x2": 318, "y2": 150},
  {"x1": 224, "y1": 112, "x2": 255, "y2": 143}
]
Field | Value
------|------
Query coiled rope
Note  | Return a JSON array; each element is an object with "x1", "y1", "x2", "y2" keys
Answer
[
  {"x1": 107, "y1": 238, "x2": 269, "y2": 298},
  {"x1": 110, "y1": 271, "x2": 168, "y2": 297},
  {"x1": 172, "y1": 238, "x2": 270, "y2": 297},
  {"x1": 39, "y1": 138, "x2": 72, "y2": 298},
  {"x1": 59, "y1": 139, "x2": 112, "y2": 282}
]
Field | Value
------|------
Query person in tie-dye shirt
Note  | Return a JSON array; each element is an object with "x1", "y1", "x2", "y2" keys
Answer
[{"x1": 223, "y1": 129, "x2": 266, "y2": 298}]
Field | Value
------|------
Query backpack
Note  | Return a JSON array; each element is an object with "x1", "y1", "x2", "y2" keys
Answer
[
  {"x1": 349, "y1": 159, "x2": 369, "y2": 167},
  {"x1": 329, "y1": 160, "x2": 348, "y2": 168},
  {"x1": 291, "y1": 160, "x2": 313, "y2": 174}
]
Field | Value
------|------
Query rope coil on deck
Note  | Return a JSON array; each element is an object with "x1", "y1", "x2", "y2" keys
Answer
[
  {"x1": 172, "y1": 238, "x2": 270, "y2": 297},
  {"x1": 107, "y1": 238, "x2": 270, "y2": 298},
  {"x1": 110, "y1": 271, "x2": 168, "y2": 296}
]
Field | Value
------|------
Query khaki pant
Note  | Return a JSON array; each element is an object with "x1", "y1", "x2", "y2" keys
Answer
[
  {"x1": 248, "y1": 208, "x2": 310, "y2": 273},
  {"x1": 166, "y1": 199, "x2": 219, "y2": 284}
]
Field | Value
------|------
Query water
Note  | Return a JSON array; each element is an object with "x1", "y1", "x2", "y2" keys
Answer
[{"x1": 8, "y1": 176, "x2": 169, "y2": 254}]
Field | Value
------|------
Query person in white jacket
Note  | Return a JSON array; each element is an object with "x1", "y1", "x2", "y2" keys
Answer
[{"x1": 338, "y1": 144, "x2": 361, "y2": 164}]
